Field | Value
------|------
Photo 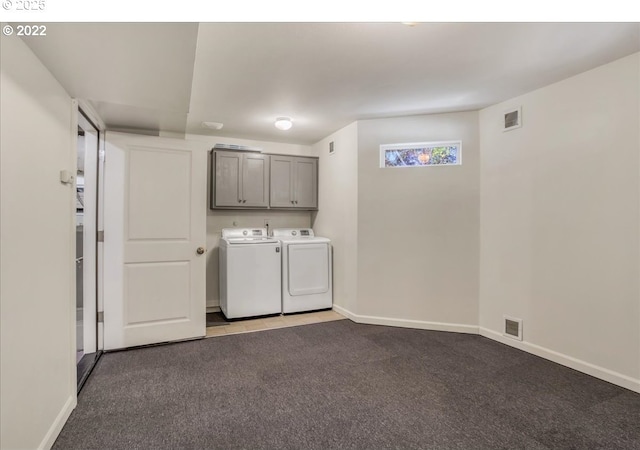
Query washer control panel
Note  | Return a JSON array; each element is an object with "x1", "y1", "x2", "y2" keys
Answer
[{"x1": 222, "y1": 228, "x2": 269, "y2": 238}]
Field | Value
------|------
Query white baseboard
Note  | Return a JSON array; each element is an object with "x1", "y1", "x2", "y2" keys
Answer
[
  {"x1": 206, "y1": 305, "x2": 221, "y2": 313},
  {"x1": 332, "y1": 304, "x2": 356, "y2": 321},
  {"x1": 332, "y1": 305, "x2": 640, "y2": 394},
  {"x1": 332, "y1": 304, "x2": 478, "y2": 334},
  {"x1": 479, "y1": 327, "x2": 640, "y2": 394},
  {"x1": 39, "y1": 394, "x2": 76, "y2": 450}
]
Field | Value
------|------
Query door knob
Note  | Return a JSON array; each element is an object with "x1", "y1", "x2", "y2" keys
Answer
[{"x1": 196, "y1": 247, "x2": 205, "y2": 255}]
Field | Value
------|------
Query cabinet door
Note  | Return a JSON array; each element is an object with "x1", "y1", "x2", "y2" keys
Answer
[
  {"x1": 242, "y1": 153, "x2": 269, "y2": 207},
  {"x1": 294, "y1": 157, "x2": 318, "y2": 209},
  {"x1": 214, "y1": 151, "x2": 242, "y2": 207},
  {"x1": 270, "y1": 156, "x2": 295, "y2": 207}
]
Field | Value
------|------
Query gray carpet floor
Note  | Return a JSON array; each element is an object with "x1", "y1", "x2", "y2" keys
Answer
[{"x1": 54, "y1": 320, "x2": 640, "y2": 449}]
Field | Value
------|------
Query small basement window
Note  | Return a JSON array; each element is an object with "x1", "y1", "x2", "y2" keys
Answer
[{"x1": 380, "y1": 141, "x2": 462, "y2": 168}]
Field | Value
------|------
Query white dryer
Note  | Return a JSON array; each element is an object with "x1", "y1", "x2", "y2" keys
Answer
[
  {"x1": 219, "y1": 228, "x2": 282, "y2": 319},
  {"x1": 271, "y1": 228, "x2": 332, "y2": 314}
]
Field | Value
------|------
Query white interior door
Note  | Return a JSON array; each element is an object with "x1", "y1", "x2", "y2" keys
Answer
[{"x1": 103, "y1": 132, "x2": 207, "y2": 350}]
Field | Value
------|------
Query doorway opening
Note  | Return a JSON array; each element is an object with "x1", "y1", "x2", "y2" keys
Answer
[{"x1": 76, "y1": 109, "x2": 102, "y2": 391}]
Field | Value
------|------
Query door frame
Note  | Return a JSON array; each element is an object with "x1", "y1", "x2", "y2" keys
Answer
[
  {"x1": 77, "y1": 110, "x2": 99, "y2": 357},
  {"x1": 77, "y1": 101, "x2": 106, "y2": 351},
  {"x1": 74, "y1": 101, "x2": 106, "y2": 391}
]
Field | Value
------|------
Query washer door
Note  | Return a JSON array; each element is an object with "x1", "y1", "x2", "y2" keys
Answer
[{"x1": 287, "y1": 243, "x2": 330, "y2": 296}]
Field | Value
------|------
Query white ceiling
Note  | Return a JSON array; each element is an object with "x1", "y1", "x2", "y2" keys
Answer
[
  {"x1": 23, "y1": 23, "x2": 199, "y2": 133},
  {"x1": 22, "y1": 22, "x2": 640, "y2": 144}
]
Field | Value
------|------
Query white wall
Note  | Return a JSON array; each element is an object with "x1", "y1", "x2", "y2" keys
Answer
[
  {"x1": 356, "y1": 112, "x2": 480, "y2": 330},
  {"x1": 184, "y1": 133, "x2": 316, "y2": 157},
  {"x1": 311, "y1": 122, "x2": 359, "y2": 312},
  {"x1": 479, "y1": 53, "x2": 640, "y2": 390},
  {"x1": 1, "y1": 35, "x2": 76, "y2": 449},
  {"x1": 184, "y1": 133, "x2": 316, "y2": 309}
]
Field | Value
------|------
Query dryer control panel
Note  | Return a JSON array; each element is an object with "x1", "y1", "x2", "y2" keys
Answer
[{"x1": 272, "y1": 228, "x2": 315, "y2": 238}]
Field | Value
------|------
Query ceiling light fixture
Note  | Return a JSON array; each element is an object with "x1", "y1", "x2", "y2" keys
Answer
[
  {"x1": 274, "y1": 117, "x2": 293, "y2": 131},
  {"x1": 201, "y1": 121, "x2": 224, "y2": 130}
]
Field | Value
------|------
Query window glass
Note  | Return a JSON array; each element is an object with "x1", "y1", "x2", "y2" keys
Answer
[{"x1": 380, "y1": 141, "x2": 461, "y2": 168}]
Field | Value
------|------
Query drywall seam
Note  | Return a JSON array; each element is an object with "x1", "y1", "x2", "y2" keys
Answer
[
  {"x1": 332, "y1": 305, "x2": 478, "y2": 334},
  {"x1": 479, "y1": 327, "x2": 640, "y2": 394},
  {"x1": 39, "y1": 394, "x2": 76, "y2": 450}
]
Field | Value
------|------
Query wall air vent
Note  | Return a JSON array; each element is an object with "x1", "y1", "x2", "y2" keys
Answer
[
  {"x1": 503, "y1": 315, "x2": 523, "y2": 341},
  {"x1": 212, "y1": 143, "x2": 262, "y2": 153},
  {"x1": 503, "y1": 106, "x2": 522, "y2": 132}
]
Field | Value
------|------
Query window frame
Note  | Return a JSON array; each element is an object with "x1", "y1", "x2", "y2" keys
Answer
[{"x1": 379, "y1": 140, "x2": 462, "y2": 169}]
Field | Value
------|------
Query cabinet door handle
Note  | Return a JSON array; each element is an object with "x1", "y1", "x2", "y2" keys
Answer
[
  {"x1": 243, "y1": 200, "x2": 246, "y2": 203},
  {"x1": 238, "y1": 199, "x2": 242, "y2": 203}
]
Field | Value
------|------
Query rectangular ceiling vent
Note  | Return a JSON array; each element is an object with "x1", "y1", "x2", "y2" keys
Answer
[
  {"x1": 503, "y1": 106, "x2": 522, "y2": 132},
  {"x1": 503, "y1": 315, "x2": 523, "y2": 341},
  {"x1": 213, "y1": 143, "x2": 262, "y2": 153}
]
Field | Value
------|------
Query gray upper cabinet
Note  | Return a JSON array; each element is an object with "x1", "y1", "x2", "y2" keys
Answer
[
  {"x1": 212, "y1": 151, "x2": 269, "y2": 208},
  {"x1": 270, "y1": 155, "x2": 318, "y2": 209},
  {"x1": 241, "y1": 153, "x2": 270, "y2": 207},
  {"x1": 213, "y1": 151, "x2": 241, "y2": 207},
  {"x1": 294, "y1": 158, "x2": 318, "y2": 208},
  {"x1": 270, "y1": 156, "x2": 295, "y2": 208}
]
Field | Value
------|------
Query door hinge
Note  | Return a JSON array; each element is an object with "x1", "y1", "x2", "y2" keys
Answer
[
  {"x1": 97, "y1": 230, "x2": 104, "y2": 242},
  {"x1": 99, "y1": 148, "x2": 106, "y2": 163},
  {"x1": 97, "y1": 311, "x2": 104, "y2": 323}
]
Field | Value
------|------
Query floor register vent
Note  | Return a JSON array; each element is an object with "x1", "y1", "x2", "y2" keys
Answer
[{"x1": 503, "y1": 316, "x2": 523, "y2": 341}]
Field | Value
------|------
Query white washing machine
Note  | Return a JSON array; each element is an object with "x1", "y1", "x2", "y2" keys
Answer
[
  {"x1": 271, "y1": 228, "x2": 332, "y2": 314},
  {"x1": 219, "y1": 228, "x2": 282, "y2": 319}
]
